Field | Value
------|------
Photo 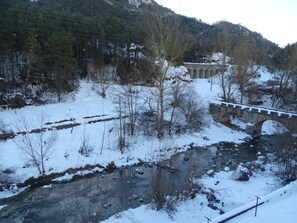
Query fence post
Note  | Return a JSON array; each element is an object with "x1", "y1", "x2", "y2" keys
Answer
[
  {"x1": 205, "y1": 216, "x2": 212, "y2": 223},
  {"x1": 255, "y1": 196, "x2": 261, "y2": 217}
]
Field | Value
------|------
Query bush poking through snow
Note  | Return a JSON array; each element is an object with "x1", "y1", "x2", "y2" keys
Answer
[
  {"x1": 78, "y1": 135, "x2": 93, "y2": 157},
  {"x1": 180, "y1": 87, "x2": 205, "y2": 128},
  {"x1": 0, "y1": 119, "x2": 11, "y2": 135},
  {"x1": 0, "y1": 168, "x2": 15, "y2": 192},
  {"x1": 78, "y1": 125, "x2": 93, "y2": 157}
]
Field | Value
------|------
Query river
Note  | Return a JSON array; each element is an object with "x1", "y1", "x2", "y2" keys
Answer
[{"x1": 0, "y1": 135, "x2": 293, "y2": 223}]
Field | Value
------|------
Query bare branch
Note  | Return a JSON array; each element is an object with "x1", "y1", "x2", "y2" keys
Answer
[{"x1": 14, "y1": 114, "x2": 58, "y2": 176}]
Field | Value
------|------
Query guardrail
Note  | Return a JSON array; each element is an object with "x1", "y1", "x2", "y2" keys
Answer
[
  {"x1": 210, "y1": 101, "x2": 297, "y2": 118},
  {"x1": 205, "y1": 196, "x2": 264, "y2": 223}
]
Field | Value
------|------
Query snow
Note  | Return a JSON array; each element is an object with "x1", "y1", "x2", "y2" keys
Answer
[
  {"x1": 230, "y1": 115, "x2": 250, "y2": 129},
  {"x1": 254, "y1": 66, "x2": 275, "y2": 83},
  {"x1": 207, "y1": 169, "x2": 214, "y2": 175},
  {"x1": 103, "y1": 195, "x2": 217, "y2": 223},
  {"x1": 166, "y1": 65, "x2": 189, "y2": 79},
  {"x1": 209, "y1": 52, "x2": 232, "y2": 64},
  {"x1": 0, "y1": 64, "x2": 295, "y2": 222},
  {"x1": 128, "y1": 0, "x2": 152, "y2": 7},
  {"x1": 184, "y1": 52, "x2": 232, "y2": 65},
  {"x1": 0, "y1": 186, "x2": 26, "y2": 199},
  {"x1": 219, "y1": 181, "x2": 297, "y2": 223},
  {"x1": 53, "y1": 167, "x2": 103, "y2": 182},
  {"x1": 103, "y1": 164, "x2": 283, "y2": 223},
  {"x1": 0, "y1": 76, "x2": 250, "y2": 187},
  {"x1": 262, "y1": 120, "x2": 289, "y2": 135},
  {"x1": 199, "y1": 165, "x2": 280, "y2": 213}
]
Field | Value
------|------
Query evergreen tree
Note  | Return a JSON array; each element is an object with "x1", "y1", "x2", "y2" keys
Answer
[
  {"x1": 23, "y1": 35, "x2": 42, "y2": 88},
  {"x1": 48, "y1": 30, "x2": 74, "y2": 101}
]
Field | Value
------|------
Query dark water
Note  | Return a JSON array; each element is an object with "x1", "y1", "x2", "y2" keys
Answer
[{"x1": 0, "y1": 135, "x2": 290, "y2": 223}]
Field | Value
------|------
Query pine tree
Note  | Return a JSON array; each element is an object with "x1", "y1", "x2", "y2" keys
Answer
[
  {"x1": 23, "y1": 35, "x2": 42, "y2": 93},
  {"x1": 48, "y1": 30, "x2": 74, "y2": 101}
]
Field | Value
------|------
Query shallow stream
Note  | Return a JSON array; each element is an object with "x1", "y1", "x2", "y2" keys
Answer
[{"x1": 0, "y1": 135, "x2": 286, "y2": 223}]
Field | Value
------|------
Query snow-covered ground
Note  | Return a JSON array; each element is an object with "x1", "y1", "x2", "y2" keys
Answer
[
  {"x1": 0, "y1": 64, "x2": 295, "y2": 222},
  {"x1": 226, "y1": 181, "x2": 297, "y2": 223},
  {"x1": 103, "y1": 163, "x2": 295, "y2": 223},
  {"x1": 0, "y1": 77, "x2": 249, "y2": 197}
]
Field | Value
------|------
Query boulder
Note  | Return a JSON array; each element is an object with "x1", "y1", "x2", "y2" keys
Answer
[{"x1": 232, "y1": 165, "x2": 252, "y2": 181}]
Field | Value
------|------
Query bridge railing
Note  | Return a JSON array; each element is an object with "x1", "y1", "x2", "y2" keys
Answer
[{"x1": 210, "y1": 101, "x2": 297, "y2": 118}]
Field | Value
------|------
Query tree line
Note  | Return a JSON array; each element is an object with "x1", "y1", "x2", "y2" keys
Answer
[
  {"x1": 0, "y1": 0, "x2": 146, "y2": 101},
  {"x1": 0, "y1": 0, "x2": 296, "y2": 109}
]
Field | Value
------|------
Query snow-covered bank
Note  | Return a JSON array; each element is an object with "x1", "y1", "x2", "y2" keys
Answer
[
  {"x1": 103, "y1": 163, "x2": 283, "y2": 223},
  {"x1": 0, "y1": 109, "x2": 249, "y2": 185},
  {"x1": 214, "y1": 181, "x2": 297, "y2": 223},
  {"x1": 1, "y1": 64, "x2": 295, "y2": 222},
  {"x1": 0, "y1": 79, "x2": 249, "y2": 188}
]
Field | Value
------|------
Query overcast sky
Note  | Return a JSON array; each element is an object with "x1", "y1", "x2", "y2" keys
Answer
[{"x1": 154, "y1": 0, "x2": 297, "y2": 47}]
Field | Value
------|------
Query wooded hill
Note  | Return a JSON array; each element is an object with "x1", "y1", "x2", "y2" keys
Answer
[{"x1": 0, "y1": 0, "x2": 294, "y2": 105}]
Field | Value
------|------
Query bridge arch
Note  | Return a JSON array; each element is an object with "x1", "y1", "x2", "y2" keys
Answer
[
  {"x1": 205, "y1": 69, "x2": 210, "y2": 78},
  {"x1": 251, "y1": 119, "x2": 289, "y2": 136},
  {"x1": 209, "y1": 102, "x2": 297, "y2": 137},
  {"x1": 193, "y1": 69, "x2": 198, "y2": 78},
  {"x1": 183, "y1": 63, "x2": 227, "y2": 79},
  {"x1": 199, "y1": 69, "x2": 204, "y2": 78}
]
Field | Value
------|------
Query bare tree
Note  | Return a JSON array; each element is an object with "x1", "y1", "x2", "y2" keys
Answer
[
  {"x1": 14, "y1": 114, "x2": 58, "y2": 176},
  {"x1": 113, "y1": 85, "x2": 139, "y2": 153},
  {"x1": 232, "y1": 34, "x2": 260, "y2": 104},
  {"x1": 180, "y1": 87, "x2": 205, "y2": 126},
  {"x1": 218, "y1": 25, "x2": 233, "y2": 102},
  {"x1": 93, "y1": 66, "x2": 110, "y2": 98},
  {"x1": 168, "y1": 80, "x2": 187, "y2": 135},
  {"x1": 271, "y1": 44, "x2": 297, "y2": 108},
  {"x1": 114, "y1": 95, "x2": 126, "y2": 153},
  {"x1": 145, "y1": 8, "x2": 194, "y2": 138},
  {"x1": 121, "y1": 85, "x2": 139, "y2": 136},
  {"x1": 220, "y1": 66, "x2": 238, "y2": 103},
  {"x1": 217, "y1": 27, "x2": 260, "y2": 104},
  {"x1": 100, "y1": 121, "x2": 106, "y2": 155}
]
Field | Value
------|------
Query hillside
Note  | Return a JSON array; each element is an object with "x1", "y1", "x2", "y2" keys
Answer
[
  {"x1": 0, "y1": 65, "x2": 296, "y2": 222},
  {"x1": 0, "y1": 1, "x2": 296, "y2": 222},
  {"x1": 0, "y1": 0, "x2": 280, "y2": 99}
]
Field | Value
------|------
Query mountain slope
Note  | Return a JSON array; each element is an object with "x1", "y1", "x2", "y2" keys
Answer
[{"x1": 0, "y1": 0, "x2": 281, "y2": 102}]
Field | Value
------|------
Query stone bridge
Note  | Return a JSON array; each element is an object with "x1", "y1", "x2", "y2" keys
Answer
[
  {"x1": 183, "y1": 62, "x2": 227, "y2": 78},
  {"x1": 209, "y1": 102, "x2": 297, "y2": 137}
]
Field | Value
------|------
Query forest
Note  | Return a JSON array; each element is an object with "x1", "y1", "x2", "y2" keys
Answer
[{"x1": 0, "y1": 0, "x2": 296, "y2": 108}]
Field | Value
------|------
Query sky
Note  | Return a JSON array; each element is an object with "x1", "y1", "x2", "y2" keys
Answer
[{"x1": 154, "y1": 0, "x2": 297, "y2": 47}]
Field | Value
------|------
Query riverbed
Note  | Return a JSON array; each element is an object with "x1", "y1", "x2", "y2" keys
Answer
[{"x1": 0, "y1": 135, "x2": 291, "y2": 223}]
